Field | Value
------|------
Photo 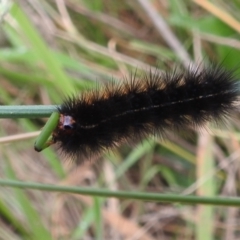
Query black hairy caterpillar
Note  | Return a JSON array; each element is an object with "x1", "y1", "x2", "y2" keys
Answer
[{"x1": 51, "y1": 65, "x2": 239, "y2": 159}]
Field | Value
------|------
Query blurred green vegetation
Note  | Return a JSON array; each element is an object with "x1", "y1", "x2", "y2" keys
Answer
[{"x1": 0, "y1": 0, "x2": 239, "y2": 239}]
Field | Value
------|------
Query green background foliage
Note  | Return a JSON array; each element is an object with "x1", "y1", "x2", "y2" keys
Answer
[{"x1": 0, "y1": 0, "x2": 240, "y2": 239}]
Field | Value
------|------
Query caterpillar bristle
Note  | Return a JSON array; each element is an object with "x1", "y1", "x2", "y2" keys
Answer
[{"x1": 51, "y1": 65, "x2": 239, "y2": 160}]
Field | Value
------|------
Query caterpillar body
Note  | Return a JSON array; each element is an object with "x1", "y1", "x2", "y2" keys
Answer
[{"x1": 50, "y1": 65, "x2": 239, "y2": 159}]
